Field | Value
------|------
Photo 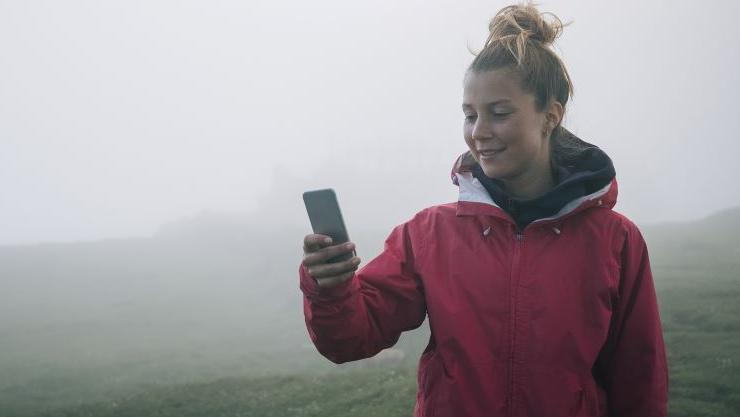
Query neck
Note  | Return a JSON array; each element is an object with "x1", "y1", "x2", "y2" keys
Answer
[{"x1": 499, "y1": 161, "x2": 556, "y2": 201}]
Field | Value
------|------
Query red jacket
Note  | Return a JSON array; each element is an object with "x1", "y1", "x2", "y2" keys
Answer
[{"x1": 300, "y1": 155, "x2": 669, "y2": 417}]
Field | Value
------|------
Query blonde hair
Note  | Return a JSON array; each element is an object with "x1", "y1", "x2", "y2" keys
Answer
[{"x1": 470, "y1": 2, "x2": 573, "y2": 118}]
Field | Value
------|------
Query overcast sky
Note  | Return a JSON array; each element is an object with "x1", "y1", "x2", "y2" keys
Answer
[{"x1": 1, "y1": 0, "x2": 738, "y2": 246}]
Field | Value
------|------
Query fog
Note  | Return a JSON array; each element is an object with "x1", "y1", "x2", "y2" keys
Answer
[
  {"x1": 1, "y1": 0, "x2": 739, "y2": 245},
  {"x1": 1, "y1": 2, "x2": 740, "y2": 415}
]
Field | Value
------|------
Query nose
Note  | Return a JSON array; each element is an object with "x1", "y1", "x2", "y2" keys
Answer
[{"x1": 471, "y1": 118, "x2": 492, "y2": 142}]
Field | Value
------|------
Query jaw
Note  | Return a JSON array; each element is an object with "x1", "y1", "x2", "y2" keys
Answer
[{"x1": 481, "y1": 152, "x2": 555, "y2": 200}]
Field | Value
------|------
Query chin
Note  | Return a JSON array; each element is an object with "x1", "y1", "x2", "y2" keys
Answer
[{"x1": 480, "y1": 164, "x2": 508, "y2": 180}]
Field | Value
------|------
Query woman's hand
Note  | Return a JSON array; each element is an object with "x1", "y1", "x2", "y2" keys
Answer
[{"x1": 302, "y1": 234, "x2": 361, "y2": 289}]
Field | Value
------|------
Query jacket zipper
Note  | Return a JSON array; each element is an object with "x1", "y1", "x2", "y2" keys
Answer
[{"x1": 507, "y1": 229, "x2": 524, "y2": 417}]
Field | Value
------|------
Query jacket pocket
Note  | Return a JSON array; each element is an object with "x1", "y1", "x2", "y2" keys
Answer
[
  {"x1": 533, "y1": 372, "x2": 596, "y2": 417},
  {"x1": 576, "y1": 377, "x2": 602, "y2": 417},
  {"x1": 417, "y1": 349, "x2": 447, "y2": 417}
]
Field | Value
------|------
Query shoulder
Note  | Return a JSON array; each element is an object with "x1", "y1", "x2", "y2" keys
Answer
[
  {"x1": 405, "y1": 202, "x2": 459, "y2": 228},
  {"x1": 415, "y1": 202, "x2": 458, "y2": 218},
  {"x1": 562, "y1": 207, "x2": 649, "y2": 256},
  {"x1": 593, "y1": 209, "x2": 648, "y2": 252},
  {"x1": 391, "y1": 202, "x2": 459, "y2": 244},
  {"x1": 606, "y1": 210, "x2": 645, "y2": 237},
  {"x1": 387, "y1": 203, "x2": 459, "y2": 265}
]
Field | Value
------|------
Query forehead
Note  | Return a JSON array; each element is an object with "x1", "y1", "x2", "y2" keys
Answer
[{"x1": 462, "y1": 69, "x2": 530, "y2": 106}]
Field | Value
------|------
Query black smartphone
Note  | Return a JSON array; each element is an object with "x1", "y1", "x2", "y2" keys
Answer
[{"x1": 302, "y1": 188, "x2": 355, "y2": 263}]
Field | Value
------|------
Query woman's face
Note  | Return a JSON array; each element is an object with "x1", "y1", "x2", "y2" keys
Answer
[{"x1": 462, "y1": 69, "x2": 559, "y2": 182}]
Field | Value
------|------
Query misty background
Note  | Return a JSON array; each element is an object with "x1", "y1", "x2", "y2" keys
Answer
[
  {"x1": 2, "y1": 0, "x2": 739, "y2": 246},
  {"x1": 1, "y1": 1, "x2": 739, "y2": 416}
]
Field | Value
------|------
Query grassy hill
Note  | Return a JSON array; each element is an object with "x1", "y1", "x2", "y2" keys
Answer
[
  {"x1": 1, "y1": 208, "x2": 739, "y2": 416},
  {"x1": 42, "y1": 369, "x2": 418, "y2": 417}
]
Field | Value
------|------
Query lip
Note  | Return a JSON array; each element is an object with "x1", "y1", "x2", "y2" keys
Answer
[{"x1": 477, "y1": 148, "x2": 505, "y2": 157}]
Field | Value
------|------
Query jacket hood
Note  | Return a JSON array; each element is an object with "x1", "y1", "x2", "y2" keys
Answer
[{"x1": 451, "y1": 127, "x2": 618, "y2": 226}]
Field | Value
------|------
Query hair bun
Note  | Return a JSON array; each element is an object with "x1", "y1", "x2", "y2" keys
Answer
[
  {"x1": 468, "y1": 2, "x2": 574, "y2": 116},
  {"x1": 486, "y1": 3, "x2": 566, "y2": 49}
]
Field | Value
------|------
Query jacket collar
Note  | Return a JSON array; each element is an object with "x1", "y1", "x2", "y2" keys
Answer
[{"x1": 451, "y1": 150, "x2": 619, "y2": 226}]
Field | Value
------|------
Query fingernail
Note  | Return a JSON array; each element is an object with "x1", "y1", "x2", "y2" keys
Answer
[
  {"x1": 324, "y1": 237, "x2": 332, "y2": 244},
  {"x1": 353, "y1": 257, "x2": 361, "y2": 265},
  {"x1": 346, "y1": 242, "x2": 354, "y2": 249}
]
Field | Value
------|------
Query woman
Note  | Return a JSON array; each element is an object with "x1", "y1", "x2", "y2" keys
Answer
[{"x1": 299, "y1": 3, "x2": 668, "y2": 417}]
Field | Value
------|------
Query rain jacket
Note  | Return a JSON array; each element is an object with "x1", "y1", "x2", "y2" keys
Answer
[{"x1": 299, "y1": 138, "x2": 669, "y2": 417}]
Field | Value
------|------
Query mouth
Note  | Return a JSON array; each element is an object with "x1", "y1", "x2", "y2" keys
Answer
[{"x1": 477, "y1": 148, "x2": 506, "y2": 158}]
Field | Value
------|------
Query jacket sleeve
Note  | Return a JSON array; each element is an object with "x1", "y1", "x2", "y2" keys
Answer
[
  {"x1": 596, "y1": 224, "x2": 669, "y2": 417},
  {"x1": 299, "y1": 219, "x2": 427, "y2": 364}
]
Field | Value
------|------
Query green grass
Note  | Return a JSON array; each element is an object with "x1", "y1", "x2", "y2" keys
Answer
[
  {"x1": 2, "y1": 211, "x2": 739, "y2": 416},
  {"x1": 656, "y1": 271, "x2": 740, "y2": 417},
  {"x1": 7, "y1": 270, "x2": 732, "y2": 417},
  {"x1": 45, "y1": 368, "x2": 418, "y2": 417}
]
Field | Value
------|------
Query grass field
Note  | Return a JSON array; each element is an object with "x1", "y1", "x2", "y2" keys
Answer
[
  {"x1": 1, "y1": 209, "x2": 738, "y2": 416},
  {"x1": 27, "y1": 272, "x2": 739, "y2": 417}
]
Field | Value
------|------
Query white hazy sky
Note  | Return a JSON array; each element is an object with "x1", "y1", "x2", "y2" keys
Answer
[{"x1": 1, "y1": 0, "x2": 738, "y2": 246}]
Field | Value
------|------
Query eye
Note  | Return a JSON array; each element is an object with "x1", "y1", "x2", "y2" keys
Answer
[
  {"x1": 464, "y1": 114, "x2": 477, "y2": 122},
  {"x1": 492, "y1": 112, "x2": 511, "y2": 118}
]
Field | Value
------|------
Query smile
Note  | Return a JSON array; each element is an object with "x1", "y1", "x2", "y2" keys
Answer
[{"x1": 478, "y1": 148, "x2": 505, "y2": 158}]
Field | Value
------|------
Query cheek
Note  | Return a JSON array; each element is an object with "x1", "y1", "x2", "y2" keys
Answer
[
  {"x1": 500, "y1": 119, "x2": 537, "y2": 148},
  {"x1": 463, "y1": 125, "x2": 474, "y2": 146},
  {"x1": 520, "y1": 128, "x2": 545, "y2": 152}
]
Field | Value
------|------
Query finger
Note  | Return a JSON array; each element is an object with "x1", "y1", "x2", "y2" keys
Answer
[
  {"x1": 308, "y1": 256, "x2": 360, "y2": 278},
  {"x1": 307, "y1": 256, "x2": 361, "y2": 279},
  {"x1": 316, "y1": 271, "x2": 355, "y2": 289},
  {"x1": 303, "y1": 242, "x2": 355, "y2": 266},
  {"x1": 303, "y1": 234, "x2": 333, "y2": 253}
]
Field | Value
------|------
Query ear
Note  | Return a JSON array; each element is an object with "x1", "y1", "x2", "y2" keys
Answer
[{"x1": 545, "y1": 100, "x2": 564, "y2": 131}]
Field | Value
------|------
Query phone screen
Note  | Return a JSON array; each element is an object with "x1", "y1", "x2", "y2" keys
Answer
[{"x1": 302, "y1": 188, "x2": 354, "y2": 263}]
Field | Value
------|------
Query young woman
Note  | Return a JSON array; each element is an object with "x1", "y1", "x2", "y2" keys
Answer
[{"x1": 299, "y1": 4, "x2": 668, "y2": 417}]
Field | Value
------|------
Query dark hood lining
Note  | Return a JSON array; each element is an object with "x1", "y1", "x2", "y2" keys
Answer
[{"x1": 471, "y1": 128, "x2": 616, "y2": 229}]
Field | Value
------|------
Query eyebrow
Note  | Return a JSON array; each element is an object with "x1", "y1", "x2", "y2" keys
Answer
[{"x1": 462, "y1": 99, "x2": 512, "y2": 109}]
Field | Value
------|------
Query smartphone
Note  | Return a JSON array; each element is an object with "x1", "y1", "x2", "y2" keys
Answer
[{"x1": 303, "y1": 188, "x2": 355, "y2": 263}]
